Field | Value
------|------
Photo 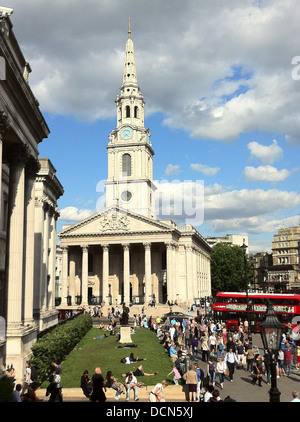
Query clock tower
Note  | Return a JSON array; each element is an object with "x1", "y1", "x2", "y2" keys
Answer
[{"x1": 105, "y1": 20, "x2": 156, "y2": 219}]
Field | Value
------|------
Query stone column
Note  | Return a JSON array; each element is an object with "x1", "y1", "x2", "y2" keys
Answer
[
  {"x1": 166, "y1": 242, "x2": 174, "y2": 303},
  {"x1": 24, "y1": 159, "x2": 39, "y2": 325},
  {"x1": 123, "y1": 243, "x2": 130, "y2": 304},
  {"x1": 81, "y1": 245, "x2": 89, "y2": 307},
  {"x1": 61, "y1": 246, "x2": 69, "y2": 306},
  {"x1": 0, "y1": 112, "x2": 10, "y2": 219},
  {"x1": 69, "y1": 251, "x2": 76, "y2": 306},
  {"x1": 102, "y1": 244, "x2": 109, "y2": 303},
  {"x1": 144, "y1": 242, "x2": 152, "y2": 303},
  {"x1": 6, "y1": 149, "x2": 26, "y2": 329},
  {"x1": 186, "y1": 246, "x2": 193, "y2": 301},
  {"x1": 41, "y1": 203, "x2": 50, "y2": 311}
]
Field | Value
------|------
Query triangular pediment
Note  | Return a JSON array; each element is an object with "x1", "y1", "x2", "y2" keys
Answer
[{"x1": 58, "y1": 206, "x2": 175, "y2": 238}]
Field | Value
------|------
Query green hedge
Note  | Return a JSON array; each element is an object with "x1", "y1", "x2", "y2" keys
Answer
[{"x1": 30, "y1": 313, "x2": 92, "y2": 386}]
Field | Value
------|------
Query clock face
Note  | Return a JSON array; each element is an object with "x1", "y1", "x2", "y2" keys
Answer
[
  {"x1": 121, "y1": 190, "x2": 132, "y2": 202},
  {"x1": 120, "y1": 127, "x2": 133, "y2": 140}
]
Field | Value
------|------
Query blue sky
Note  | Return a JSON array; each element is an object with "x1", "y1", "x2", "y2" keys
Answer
[{"x1": 7, "y1": 0, "x2": 300, "y2": 252}]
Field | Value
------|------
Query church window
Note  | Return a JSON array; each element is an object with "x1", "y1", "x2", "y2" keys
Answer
[
  {"x1": 134, "y1": 106, "x2": 139, "y2": 118},
  {"x1": 122, "y1": 153, "x2": 132, "y2": 176},
  {"x1": 126, "y1": 105, "x2": 130, "y2": 118}
]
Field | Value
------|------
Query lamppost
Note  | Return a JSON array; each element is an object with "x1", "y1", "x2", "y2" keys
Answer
[
  {"x1": 260, "y1": 301, "x2": 284, "y2": 402},
  {"x1": 241, "y1": 241, "x2": 252, "y2": 342}
]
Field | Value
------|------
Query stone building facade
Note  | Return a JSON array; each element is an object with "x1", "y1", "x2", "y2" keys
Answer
[
  {"x1": 0, "y1": 9, "x2": 63, "y2": 375},
  {"x1": 58, "y1": 24, "x2": 211, "y2": 309}
]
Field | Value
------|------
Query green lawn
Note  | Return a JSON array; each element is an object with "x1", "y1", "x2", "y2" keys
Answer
[{"x1": 57, "y1": 327, "x2": 174, "y2": 388}]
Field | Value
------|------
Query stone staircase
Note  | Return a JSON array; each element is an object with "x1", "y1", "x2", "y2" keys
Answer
[{"x1": 97, "y1": 302, "x2": 197, "y2": 323}]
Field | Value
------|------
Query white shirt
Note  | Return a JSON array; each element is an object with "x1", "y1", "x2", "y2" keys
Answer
[{"x1": 125, "y1": 375, "x2": 137, "y2": 387}]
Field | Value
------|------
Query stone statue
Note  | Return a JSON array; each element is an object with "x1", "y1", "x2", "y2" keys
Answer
[{"x1": 120, "y1": 303, "x2": 129, "y2": 326}]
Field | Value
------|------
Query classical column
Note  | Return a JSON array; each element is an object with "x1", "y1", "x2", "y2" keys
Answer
[
  {"x1": 41, "y1": 203, "x2": 50, "y2": 311},
  {"x1": 122, "y1": 243, "x2": 130, "y2": 304},
  {"x1": 69, "y1": 251, "x2": 76, "y2": 306},
  {"x1": 186, "y1": 246, "x2": 193, "y2": 301},
  {"x1": 24, "y1": 159, "x2": 39, "y2": 325},
  {"x1": 0, "y1": 111, "x2": 10, "y2": 219},
  {"x1": 61, "y1": 246, "x2": 69, "y2": 306},
  {"x1": 81, "y1": 245, "x2": 89, "y2": 307},
  {"x1": 166, "y1": 242, "x2": 174, "y2": 303},
  {"x1": 102, "y1": 244, "x2": 109, "y2": 303},
  {"x1": 6, "y1": 149, "x2": 26, "y2": 329},
  {"x1": 144, "y1": 242, "x2": 152, "y2": 303}
]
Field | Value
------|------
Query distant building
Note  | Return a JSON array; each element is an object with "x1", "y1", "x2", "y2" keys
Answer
[
  {"x1": 268, "y1": 226, "x2": 300, "y2": 292},
  {"x1": 206, "y1": 234, "x2": 249, "y2": 252}
]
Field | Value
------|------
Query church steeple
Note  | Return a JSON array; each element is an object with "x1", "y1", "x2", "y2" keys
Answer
[{"x1": 105, "y1": 21, "x2": 156, "y2": 219}]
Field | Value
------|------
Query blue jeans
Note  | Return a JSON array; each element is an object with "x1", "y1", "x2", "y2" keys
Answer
[
  {"x1": 284, "y1": 361, "x2": 291, "y2": 375},
  {"x1": 126, "y1": 385, "x2": 138, "y2": 400}
]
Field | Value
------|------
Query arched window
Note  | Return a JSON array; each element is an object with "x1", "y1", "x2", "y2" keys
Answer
[
  {"x1": 134, "y1": 106, "x2": 139, "y2": 118},
  {"x1": 122, "y1": 153, "x2": 131, "y2": 176},
  {"x1": 126, "y1": 105, "x2": 130, "y2": 118}
]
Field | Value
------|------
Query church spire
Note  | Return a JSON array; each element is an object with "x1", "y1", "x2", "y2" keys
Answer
[
  {"x1": 128, "y1": 17, "x2": 131, "y2": 39},
  {"x1": 122, "y1": 19, "x2": 138, "y2": 89}
]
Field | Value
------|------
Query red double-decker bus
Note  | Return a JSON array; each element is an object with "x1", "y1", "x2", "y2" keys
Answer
[{"x1": 213, "y1": 292, "x2": 300, "y2": 333}]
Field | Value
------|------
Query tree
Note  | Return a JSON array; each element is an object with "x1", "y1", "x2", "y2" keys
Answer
[{"x1": 210, "y1": 242, "x2": 252, "y2": 296}]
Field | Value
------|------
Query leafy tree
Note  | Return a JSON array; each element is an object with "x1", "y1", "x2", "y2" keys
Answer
[{"x1": 210, "y1": 242, "x2": 252, "y2": 296}]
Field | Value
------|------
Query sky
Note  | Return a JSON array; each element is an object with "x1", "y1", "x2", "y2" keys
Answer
[{"x1": 5, "y1": 0, "x2": 300, "y2": 253}]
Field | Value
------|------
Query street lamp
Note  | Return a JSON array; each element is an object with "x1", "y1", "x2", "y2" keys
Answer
[
  {"x1": 241, "y1": 241, "x2": 252, "y2": 342},
  {"x1": 260, "y1": 301, "x2": 284, "y2": 402}
]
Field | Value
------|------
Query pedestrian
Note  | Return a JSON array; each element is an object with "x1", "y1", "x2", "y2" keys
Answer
[
  {"x1": 90, "y1": 367, "x2": 106, "y2": 402},
  {"x1": 201, "y1": 334, "x2": 210, "y2": 362},
  {"x1": 207, "y1": 358, "x2": 216, "y2": 387},
  {"x1": 236, "y1": 340, "x2": 245, "y2": 368},
  {"x1": 263, "y1": 348, "x2": 273, "y2": 385},
  {"x1": 252, "y1": 354, "x2": 264, "y2": 387},
  {"x1": 203, "y1": 384, "x2": 214, "y2": 402},
  {"x1": 191, "y1": 336, "x2": 199, "y2": 360},
  {"x1": 183, "y1": 364, "x2": 198, "y2": 402},
  {"x1": 49, "y1": 368, "x2": 63, "y2": 401},
  {"x1": 148, "y1": 380, "x2": 168, "y2": 402},
  {"x1": 291, "y1": 391, "x2": 300, "y2": 402},
  {"x1": 216, "y1": 337, "x2": 224, "y2": 359},
  {"x1": 245, "y1": 344, "x2": 255, "y2": 373},
  {"x1": 125, "y1": 372, "x2": 139, "y2": 401},
  {"x1": 167, "y1": 365, "x2": 181, "y2": 385},
  {"x1": 277, "y1": 348, "x2": 285, "y2": 376},
  {"x1": 22, "y1": 361, "x2": 34, "y2": 395},
  {"x1": 295, "y1": 345, "x2": 300, "y2": 370},
  {"x1": 81, "y1": 370, "x2": 93, "y2": 398},
  {"x1": 11, "y1": 384, "x2": 22, "y2": 402},
  {"x1": 224, "y1": 348, "x2": 238, "y2": 382},
  {"x1": 284, "y1": 345, "x2": 293, "y2": 376},
  {"x1": 194, "y1": 363, "x2": 204, "y2": 401},
  {"x1": 216, "y1": 357, "x2": 227, "y2": 389}
]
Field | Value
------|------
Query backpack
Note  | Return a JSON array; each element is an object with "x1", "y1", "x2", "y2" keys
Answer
[{"x1": 218, "y1": 343, "x2": 224, "y2": 351}]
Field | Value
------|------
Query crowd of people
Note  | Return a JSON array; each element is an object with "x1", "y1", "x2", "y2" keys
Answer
[{"x1": 3, "y1": 305, "x2": 300, "y2": 403}]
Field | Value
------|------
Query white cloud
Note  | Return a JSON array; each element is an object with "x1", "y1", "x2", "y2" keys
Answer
[
  {"x1": 247, "y1": 140, "x2": 283, "y2": 164},
  {"x1": 244, "y1": 165, "x2": 291, "y2": 182},
  {"x1": 59, "y1": 206, "x2": 95, "y2": 222},
  {"x1": 190, "y1": 163, "x2": 220, "y2": 176},
  {"x1": 6, "y1": 0, "x2": 300, "y2": 145},
  {"x1": 165, "y1": 164, "x2": 180, "y2": 176}
]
